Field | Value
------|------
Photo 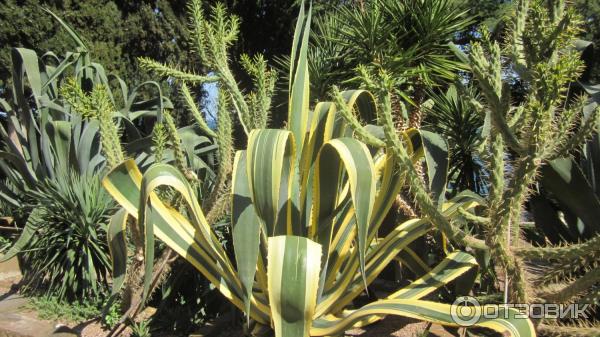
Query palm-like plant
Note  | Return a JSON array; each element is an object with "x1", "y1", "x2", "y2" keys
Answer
[
  {"x1": 17, "y1": 171, "x2": 115, "y2": 300},
  {"x1": 424, "y1": 84, "x2": 487, "y2": 195},
  {"x1": 103, "y1": 3, "x2": 535, "y2": 337},
  {"x1": 276, "y1": 0, "x2": 473, "y2": 104}
]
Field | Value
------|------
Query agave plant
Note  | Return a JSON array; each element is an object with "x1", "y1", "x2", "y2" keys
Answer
[
  {"x1": 0, "y1": 9, "x2": 214, "y2": 209},
  {"x1": 103, "y1": 3, "x2": 535, "y2": 337},
  {"x1": 0, "y1": 9, "x2": 217, "y2": 304}
]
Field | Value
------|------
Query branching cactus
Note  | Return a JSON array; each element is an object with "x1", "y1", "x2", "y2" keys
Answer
[
  {"x1": 338, "y1": 0, "x2": 600, "y2": 333},
  {"x1": 450, "y1": 0, "x2": 600, "y2": 332},
  {"x1": 139, "y1": 0, "x2": 278, "y2": 224},
  {"x1": 68, "y1": 0, "x2": 275, "y2": 329},
  {"x1": 102, "y1": 3, "x2": 536, "y2": 337},
  {"x1": 138, "y1": 0, "x2": 276, "y2": 135}
]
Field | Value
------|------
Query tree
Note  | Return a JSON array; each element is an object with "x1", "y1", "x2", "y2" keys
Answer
[
  {"x1": 0, "y1": 0, "x2": 192, "y2": 97},
  {"x1": 575, "y1": 0, "x2": 600, "y2": 81}
]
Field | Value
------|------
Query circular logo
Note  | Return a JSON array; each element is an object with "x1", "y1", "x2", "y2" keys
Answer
[{"x1": 451, "y1": 296, "x2": 481, "y2": 326}]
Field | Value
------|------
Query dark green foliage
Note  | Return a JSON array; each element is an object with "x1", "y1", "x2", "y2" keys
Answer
[
  {"x1": 276, "y1": 0, "x2": 473, "y2": 103},
  {"x1": 225, "y1": 0, "x2": 296, "y2": 61},
  {"x1": 0, "y1": 0, "x2": 191, "y2": 97},
  {"x1": 424, "y1": 85, "x2": 487, "y2": 195},
  {"x1": 19, "y1": 172, "x2": 115, "y2": 301},
  {"x1": 151, "y1": 259, "x2": 226, "y2": 335},
  {"x1": 533, "y1": 157, "x2": 600, "y2": 242}
]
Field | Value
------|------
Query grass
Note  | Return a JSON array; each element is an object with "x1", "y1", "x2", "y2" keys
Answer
[
  {"x1": 130, "y1": 319, "x2": 152, "y2": 337},
  {"x1": 27, "y1": 295, "x2": 102, "y2": 323},
  {"x1": 0, "y1": 235, "x2": 11, "y2": 253},
  {"x1": 26, "y1": 295, "x2": 121, "y2": 328}
]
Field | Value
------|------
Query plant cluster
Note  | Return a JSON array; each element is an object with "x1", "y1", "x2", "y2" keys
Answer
[
  {"x1": 1, "y1": 0, "x2": 599, "y2": 336},
  {"x1": 101, "y1": 2, "x2": 539, "y2": 337},
  {"x1": 18, "y1": 172, "x2": 115, "y2": 300},
  {"x1": 0, "y1": 7, "x2": 217, "y2": 307},
  {"x1": 29, "y1": 295, "x2": 103, "y2": 323}
]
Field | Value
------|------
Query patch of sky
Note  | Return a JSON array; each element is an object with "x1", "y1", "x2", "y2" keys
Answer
[{"x1": 202, "y1": 72, "x2": 218, "y2": 129}]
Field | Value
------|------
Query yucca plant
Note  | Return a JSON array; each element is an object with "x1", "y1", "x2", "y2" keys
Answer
[
  {"x1": 15, "y1": 171, "x2": 115, "y2": 301},
  {"x1": 276, "y1": 0, "x2": 473, "y2": 108},
  {"x1": 102, "y1": 3, "x2": 535, "y2": 336},
  {"x1": 424, "y1": 84, "x2": 488, "y2": 195}
]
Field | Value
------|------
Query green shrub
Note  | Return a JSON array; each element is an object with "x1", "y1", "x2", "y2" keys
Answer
[
  {"x1": 28, "y1": 295, "x2": 102, "y2": 323},
  {"x1": 130, "y1": 319, "x2": 152, "y2": 337},
  {"x1": 18, "y1": 171, "x2": 115, "y2": 301},
  {"x1": 102, "y1": 298, "x2": 122, "y2": 329}
]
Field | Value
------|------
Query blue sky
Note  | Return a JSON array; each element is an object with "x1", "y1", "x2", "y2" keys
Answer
[{"x1": 202, "y1": 75, "x2": 219, "y2": 129}]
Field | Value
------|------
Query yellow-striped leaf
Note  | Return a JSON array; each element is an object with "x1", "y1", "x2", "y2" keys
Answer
[
  {"x1": 268, "y1": 236, "x2": 321, "y2": 337},
  {"x1": 247, "y1": 129, "x2": 296, "y2": 236},
  {"x1": 288, "y1": 1, "x2": 312, "y2": 154},
  {"x1": 102, "y1": 160, "x2": 271, "y2": 324},
  {"x1": 312, "y1": 137, "x2": 376, "y2": 296},
  {"x1": 310, "y1": 299, "x2": 536, "y2": 337},
  {"x1": 232, "y1": 150, "x2": 263, "y2": 319}
]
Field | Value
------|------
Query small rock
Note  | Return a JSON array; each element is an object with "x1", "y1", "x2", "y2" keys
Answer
[{"x1": 47, "y1": 325, "x2": 79, "y2": 337}]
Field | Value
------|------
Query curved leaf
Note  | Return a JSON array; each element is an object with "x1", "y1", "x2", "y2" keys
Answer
[
  {"x1": 0, "y1": 208, "x2": 43, "y2": 262},
  {"x1": 268, "y1": 235, "x2": 322, "y2": 337},
  {"x1": 420, "y1": 130, "x2": 449, "y2": 208},
  {"x1": 288, "y1": 1, "x2": 312, "y2": 154},
  {"x1": 540, "y1": 158, "x2": 600, "y2": 237},
  {"x1": 232, "y1": 151, "x2": 263, "y2": 319},
  {"x1": 107, "y1": 208, "x2": 128, "y2": 295},
  {"x1": 311, "y1": 299, "x2": 536, "y2": 337},
  {"x1": 246, "y1": 129, "x2": 296, "y2": 236},
  {"x1": 312, "y1": 137, "x2": 376, "y2": 295}
]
